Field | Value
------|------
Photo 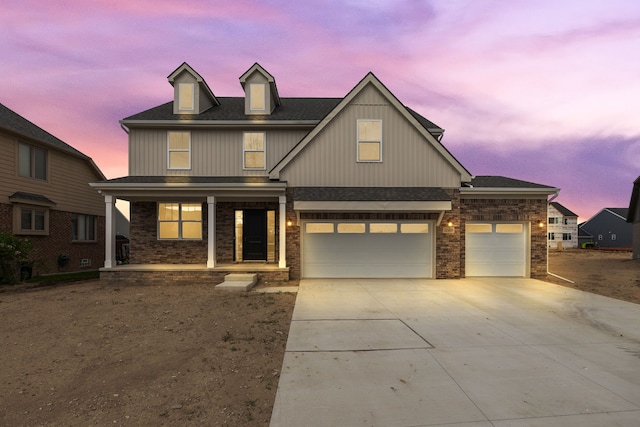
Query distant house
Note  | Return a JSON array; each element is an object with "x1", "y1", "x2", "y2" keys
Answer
[
  {"x1": 579, "y1": 208, "x2": 632, "y2": 249},
  {"x1": 627, "y1": 176, "x2": 640, "y2": 259},
  {"x1": 0, "y1": 102, "x2": 106, "y2": 274},
  {"x1": 547, "y1": 202, "x2": 578, "y2": 249}
]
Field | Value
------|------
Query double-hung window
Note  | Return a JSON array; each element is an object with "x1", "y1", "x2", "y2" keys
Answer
[
  {"x1": 167, "y1": 131, "x2": 191, "y2": 170},
  {"x1": 250, "y1": 83, "x2": 266, "y2": 111},
  {"x1": 72, "y1": 214, "x2": 96, "y2": 241},
  {"x1": 17, "y1": 207, "x2": 48, "y2": 235},
  {"x1": 18, "y1": 142, "x2": 47, "y2": 180},
  {"x1": 158, "y1": 203, "x2": 202, "y2": 240},
  {"x1": 357, "y1": 120, "x2": 382, "y2": 162},
  {"x1": 243, "y1": 132, "x2": 266, "y2": 170},
  {"x1": 178, "y1": 83, "x2": 195, "y2": 111}
]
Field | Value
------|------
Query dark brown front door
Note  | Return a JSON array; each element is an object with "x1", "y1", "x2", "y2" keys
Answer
[{"x1": 243, "y1": 210, "x2": 267, "y2": 260}]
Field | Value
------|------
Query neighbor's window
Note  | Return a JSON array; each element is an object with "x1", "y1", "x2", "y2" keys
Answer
[
  {"x1": 18, "y1": 142, "x2": 47, "y2": 180},
  {"x1": 178, "y1": 83, "x2": 195, "y2": 111},
  {"x1": 562, "y1": 233, "x2": 572, "y2": 241},
  {"x1": 243, "y1": 132, "x2": 266, "y2": 169},
  {"x1": 158, "y1": 203, "x2": 202, "y2": 240},
  {"x1": 17, "y1": 207, "x2": 48, "y2": 235},
  {"x1": 167, "y1": 131, "x2": 191, "y2": 169},
  {"x1": 72, "y1": 214, "x2": 96, "y2": 241},
  {"x1": 357, "y1": 120, "x2": 382, "y2": 162},
  {"x1": 548, "y1": 233, "x2": 555, "y2": 240},
  {"x1": 250, "y1": 83, "x2": 266, "y2": 111},
  {"x1": 611, "y1": 234, "x2": 616, "y2": 241}
]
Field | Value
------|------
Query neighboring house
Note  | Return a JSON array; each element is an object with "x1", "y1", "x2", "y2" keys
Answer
[
  {"x1": 91, "y1": 62, "x2": 558, "y2": 284},
  {"x1": 547, "y1": 201, "x2": 578, "y2": 249},
  {"x1": 627, "y1": 176, "x2": 640, "y2": 259},
  {"x1": 579, "y1": 208, "x2": 632, "y2": 249},
  {"x1": 0, "y1": 102, "x2": 106, "y2": 273}
]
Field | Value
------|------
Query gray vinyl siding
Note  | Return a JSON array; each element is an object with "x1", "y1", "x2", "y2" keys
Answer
[
  {"x1": 129, "y1": 128, "x2": 308, "y2": 176},
  {"x1": 278, "y1": 84, "x2": 462, "y2": 187}
]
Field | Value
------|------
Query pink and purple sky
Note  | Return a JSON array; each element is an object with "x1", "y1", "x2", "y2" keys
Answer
[{"x1": 2, "y1": 0, "x2": 639, "y2": 220}]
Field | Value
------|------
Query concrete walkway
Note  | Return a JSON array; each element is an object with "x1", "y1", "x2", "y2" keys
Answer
[{"x1": 270, "y1": 278, "x2": 640, "y2": 426}]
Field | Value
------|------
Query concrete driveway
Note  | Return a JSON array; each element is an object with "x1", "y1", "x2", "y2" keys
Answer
[{"x1": 270, "y1": 278, "x2": 640, "y2": 426}]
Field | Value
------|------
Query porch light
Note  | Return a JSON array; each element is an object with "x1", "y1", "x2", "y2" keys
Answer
[
  {"x1": 447, "y1": 221, "x2": 453, "y2": 227},
  {"x1": 287, "y1": 220, "x2": 293, "y2": 227},
  {"x1": 538, "y1": 221, "x2": 545, "y2": 228}
]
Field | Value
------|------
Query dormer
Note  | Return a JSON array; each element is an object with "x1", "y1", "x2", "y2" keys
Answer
[
  {"x1": 167, "y1": 62, "x2": 219, "y2": 115},
  {"x1": 239, "y1": 63, "x2": 281, "y2": 116}
]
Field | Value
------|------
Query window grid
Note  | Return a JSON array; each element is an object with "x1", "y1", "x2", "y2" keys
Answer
[
  {"x1": 357, "y1": 120, "x2": 382, "y2": 162},
  {"x1": 167, "y1": 131, "x2": 191, "y2": 170},
  {"x1": 158, "y1": 203, "x2": 202, "y2": 240},
  {"x1": 243, "y1": 132, "x2": 266, "y2": 170}
]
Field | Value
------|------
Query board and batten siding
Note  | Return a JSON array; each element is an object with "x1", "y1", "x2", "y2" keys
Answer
[
  {"x1": 129, "y1": 128, "x2": 308, "y2": 176},
  {"x1": 278, "y1": 84, "x2": 462, "y2": 187},
  {"x1": 0, "y1": 131, "x2": 105, "y2": 216}
]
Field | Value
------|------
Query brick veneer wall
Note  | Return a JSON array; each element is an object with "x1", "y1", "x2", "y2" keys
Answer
[
  {"x1": 100, "y1": 268, "x2": 289, "y2": 286},
  {"x1": 436, "y1": 189, "x2": 462, "y2": 278},
  {"x1": 130, "y1": 202, "x2": 208, "y2": 264},
  {"x1": 459, "y1": 197, "x2": 548, "y2": 278},
  {"x1": 0, "y1": 205, "x2": 105, "y2": 274}
]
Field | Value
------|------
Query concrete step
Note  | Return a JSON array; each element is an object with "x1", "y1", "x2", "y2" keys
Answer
[{"x1": 215, "y1": 273, "x2": 258, "y2": 291}]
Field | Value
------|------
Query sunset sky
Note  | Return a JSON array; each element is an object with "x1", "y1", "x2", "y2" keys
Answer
[{"x1": 2, "y1": 0, "x2": 639, "y2": 220}]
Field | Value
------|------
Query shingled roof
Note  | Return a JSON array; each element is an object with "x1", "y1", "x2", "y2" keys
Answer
[
  {"x1": 550, "y1": 202, "x2": 578, "y2": 217},
  {"x1": 0, "y1": 102, "x2": 88, "y2": 158},
  {"x1": 293, "y1": 187, "x2": 451, "y2": 202},
  {"x1": 470, "y1": 176, "x2": 556, "y2": 189}
]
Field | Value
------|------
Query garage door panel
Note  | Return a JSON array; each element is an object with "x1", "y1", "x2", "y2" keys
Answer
[
  {"x1": 303, "y1": 222, "x2": 432, "y2": 278},
  {"x1": 466, "y1": 223, "x2": 527, "y2": 277}
]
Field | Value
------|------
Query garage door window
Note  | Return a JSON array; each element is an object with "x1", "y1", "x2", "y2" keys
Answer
[
  {"x1": 337, "y1": 223, "x2": 365, "y2": 233},
  {"x1": 400, "y1": 223, "x2": 429, "y2": 233},
  {"x1": 466, "y1": 223, "x2": 492, "y2": 233},
  {"x1": 370, "y1": 223, "x2": 397, "y2": 233},
  {"x1": 496, "y1": 224, "x2": 523, "y2": 233},
  {"x1": 306, "y1": 223, "x2": 334, "y2": 233}
]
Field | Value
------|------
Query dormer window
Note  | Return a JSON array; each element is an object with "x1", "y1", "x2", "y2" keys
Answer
[
  {"x1": 250, "y1": 84, "x2": 266, "y2": 111},
  {"x1": 178, "y1": 83, "x2": 195, "y2": 111}
]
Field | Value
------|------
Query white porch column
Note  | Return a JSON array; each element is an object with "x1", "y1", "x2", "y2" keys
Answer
[
  {"x1": 104, "y1": 195, "x2": 116, "y2": 269},
  {"x1": 207, "y1": 196, "x2": 216, "y2": 268},
  {"x1": 278, "y1": 195, "x2": 287, "y2": 268}
]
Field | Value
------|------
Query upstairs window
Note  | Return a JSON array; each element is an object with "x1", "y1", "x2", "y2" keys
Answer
[
  {"x1": 18, "y1": 142, "x2": 47, "y2": 180},
  {"x1": 250, "y1": 84, "x2": 266, "y2": 111},
  {"x1": 178, "y1": 83, "x2": 195, "y2": 111},
  {"x1": 72, "y1": 214, "x2": 96, "y2": 241},
  {"x1": 158, "y1": 203, "x2": 202, "y2": 240},
  {"x1": 167, "y1": 131, "x2": 191, "y2": 170},
  {"x1": 357, "y1": 120, "x2": 382, "y2": 162},
  {"x1": 243, "y1": 132, "x2": 266, "y2": 170}
]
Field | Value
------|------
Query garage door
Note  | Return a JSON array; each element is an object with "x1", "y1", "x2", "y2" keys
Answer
[
  {"x1": 302, "y1": 221, "x2": 433, "y2": 278},
  {"x1": 465, "y1": 223, "x2": 527, "y2": 277}
]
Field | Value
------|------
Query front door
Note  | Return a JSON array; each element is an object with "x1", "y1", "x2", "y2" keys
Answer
[{"x1": 243, "y1": 210, "x2": 267, "y2": 260}]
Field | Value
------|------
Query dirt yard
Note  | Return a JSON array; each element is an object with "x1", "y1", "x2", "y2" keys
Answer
[
  {"x1": 546, "y1": 249, "x2": 640, "y2": 304},
  {"x1": 0, "y1": 282, "x2": 296, "y2": 426},
  {"x1": 0, "y1": 249, "x2": 638, "y2": 426}
]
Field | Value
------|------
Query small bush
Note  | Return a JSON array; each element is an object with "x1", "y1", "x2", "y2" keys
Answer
[{"x1": 0, "y1": 232, "x2": 33, "y2": 285}]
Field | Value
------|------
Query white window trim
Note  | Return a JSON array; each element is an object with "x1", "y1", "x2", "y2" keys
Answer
[
  {"x1": 250, "y1": 83, "x2": 266, "y2": 111},
  {"x1": 167, "y1": 131, "x2": 191, "y2": 170},
  {"x1": 357, "y1": 119, "x2": 382, "y2": 163},
  {"x1": 178, "y1": 83, "x2": 195, "y2": 111},
  {"x1": 157, "y1": 202, "x2": 203, "y2": 240},
  {"x1": 243, "y1": 132, "x2": 266, "y2": 170}
]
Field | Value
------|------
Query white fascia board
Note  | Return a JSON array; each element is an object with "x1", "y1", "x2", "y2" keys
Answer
[
  {"x1": 460, "y1": 187, "x2": 559, "y2": 197},
  {"x1": 293, "y1": 200, "x2": 452, "y2": 212},
  {"x1": 120, "y1": 119, "x2": 318, "y2": 128}
]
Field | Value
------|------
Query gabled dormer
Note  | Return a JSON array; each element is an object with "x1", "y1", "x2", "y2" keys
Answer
[
  {"x1": 239, "y1": 63, "x2": 281, "y2": 116},
  {"x1": 167, "y1": 62, "x2": 219, "y2": 115}
]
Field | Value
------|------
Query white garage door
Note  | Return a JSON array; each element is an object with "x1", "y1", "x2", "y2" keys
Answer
[
  {"x1": 302, "y1": 221, "x2": 433, "y2": 278},
  {"x1": 465, "y1": 223, "x2": 527, "y2": 277}
]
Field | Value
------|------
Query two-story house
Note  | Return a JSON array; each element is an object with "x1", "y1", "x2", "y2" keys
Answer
[
  {"x1": 579, "y1": 208, "x2": 632, "y2": 249},
  {"x1": 92, "y1": 63, "x2": 558, "y2": 285},
  {"x1": 547, "y1": 201, "x2": 578, "y2": 249},
  {"x1": 0, "y1": 102, "x2": 106, "y2": 274},
  {"x1": 628, "y1": 176, "x2": 640, "y2": 259}
]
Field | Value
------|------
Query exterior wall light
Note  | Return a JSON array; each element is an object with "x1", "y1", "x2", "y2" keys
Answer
[
  {"x1": 538, "y1": 221, "x2": 545, "y2": 228},
  {"x1": 287, "y1": 220, "x2": 293, "y2": 227},
  {"x1": 447, "y1": 221, "x2": 454, "y2": 227}
]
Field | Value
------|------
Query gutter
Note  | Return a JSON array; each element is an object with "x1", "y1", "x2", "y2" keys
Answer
[{"x1": 545, "y1": 189, "x2": 575, "y2": 283}]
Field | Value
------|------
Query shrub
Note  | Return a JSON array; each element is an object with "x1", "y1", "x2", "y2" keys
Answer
[{"x1": 0, "y1": 232, "x2": 33, "y2": 285}]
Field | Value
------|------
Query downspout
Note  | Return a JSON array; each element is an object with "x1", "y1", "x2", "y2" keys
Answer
[{"x1": 545, "y1": 190, "x2": 575, "y2": 283}]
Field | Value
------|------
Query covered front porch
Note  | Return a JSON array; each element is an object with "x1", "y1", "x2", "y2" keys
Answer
[{"x1": 90, "y1": 176, "x2": 291, "y2": 284}]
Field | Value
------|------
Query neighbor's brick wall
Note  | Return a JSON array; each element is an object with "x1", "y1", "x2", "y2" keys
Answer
[
  {"x1": 460, "y1": 197, "x2": 548, "y2": 278},
  {"x1": 130, "y1": 202, "x2": 208, "y2": 264},
  {"x1": 1, "y1": 207, "x2": 105, "y2": 274},
  {"x1": 0, "y1": 203, "x2": 11, "y2": 232}
]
